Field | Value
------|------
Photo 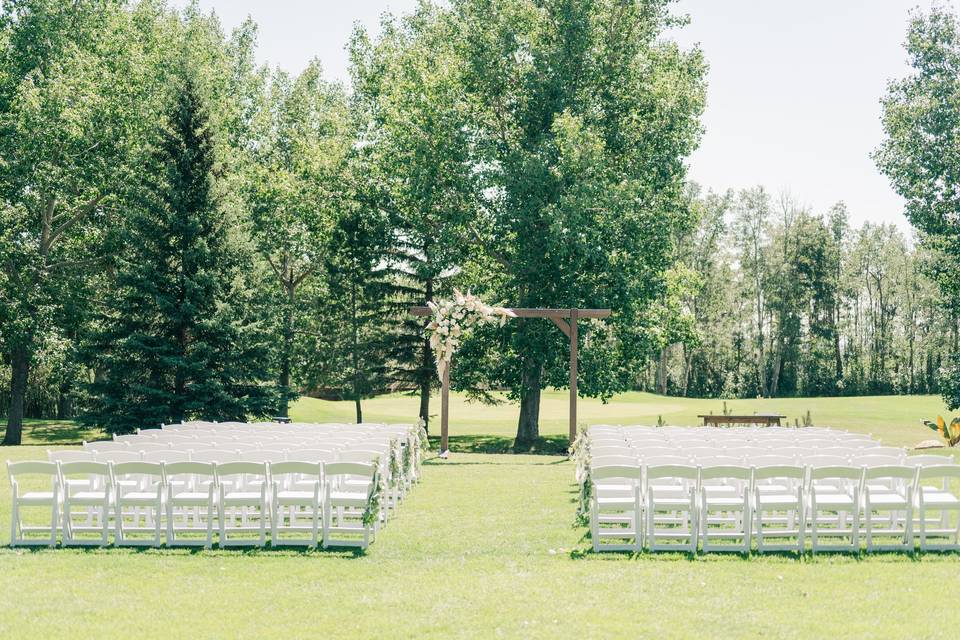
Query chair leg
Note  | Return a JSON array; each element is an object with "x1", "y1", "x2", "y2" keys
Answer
[{"x1": 206, "y1": 502, "x2": 215, "y2": 550}]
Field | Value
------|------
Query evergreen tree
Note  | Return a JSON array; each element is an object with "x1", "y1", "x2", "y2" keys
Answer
[{"x1": 83, "y1": 77, "x2": 279, "y2": 434}]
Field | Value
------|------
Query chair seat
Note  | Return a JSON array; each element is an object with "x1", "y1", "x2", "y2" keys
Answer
[
  {"x1": 921, "y1": 491, "x2": 960, "y2": 506},
  {"x1": 757, "y1": 484, "x2": 789, "y2": 494},
  {"x1": 650, "y1": 496, "x2": 693, "y2": 508},
  {"x1": 329, "y1": 491, "x2": 368, "y2": 507},
  {"x1": 276, "y1": 490, "x2": 318, "y2": 504},
  {"x1": 19, "y1": 491, "x2": 56, "y2": 504},
  {"x1": 757, "y1": 493, "x2": 800, "y2": 508},
  {"x1": 223, "y1": 492, "x2": 263, "y2": 505},
  {"x1": 812, "y1": 492, "x2": 855, "y2": 507},
  {"x1": 866, "y1": 492, "x2": 909, "y2": 507},
  {"x1": 596, "y1": 496, "x2": 637, "y2": 510},
  {"x1": 703, "y1": 495, "x2": 747, "y2": 508},
  {"x1": 68, "y1": 491, "x2": 108, "y2": 505},
  {"x1": 118, "y1": 491, "x2": 161, "y2": 503},
  {"x1": 169, "y1": 492, "x2": 212, "y2": 506}
]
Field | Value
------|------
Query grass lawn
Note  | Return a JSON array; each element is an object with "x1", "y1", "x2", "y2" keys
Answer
[
  {"x1": 1, "y1": 394, "x2": 959, "y2": 638},
  {"x1": 293, "y1": 390, "x2": 952, "y2": 449}
]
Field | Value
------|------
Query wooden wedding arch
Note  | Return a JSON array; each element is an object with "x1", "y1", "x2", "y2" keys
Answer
[{"x1": 409, "y1": 306, "x2": 612, "y2": 451}]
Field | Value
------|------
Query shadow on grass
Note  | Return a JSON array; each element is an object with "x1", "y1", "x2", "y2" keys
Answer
[
  {"x1": 0, "y1": 420, "x2": 104, "y2": 446},
  {"x1": 429, "y1": 434, "x2": 570, "y2": 455},
  {"x1": 11, "y1": 543, "x2": 367, "y2": 558}
]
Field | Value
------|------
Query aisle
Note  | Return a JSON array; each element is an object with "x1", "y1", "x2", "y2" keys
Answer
[{"x1": 375, "y1": 453, "x2": 581, "y2": 559}]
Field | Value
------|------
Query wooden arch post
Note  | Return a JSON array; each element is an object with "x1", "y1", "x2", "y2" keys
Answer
[{"x1": 409, "y1": 307, "x2": 611, "y2": 451}]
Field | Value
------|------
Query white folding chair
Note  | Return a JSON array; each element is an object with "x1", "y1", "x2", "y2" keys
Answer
[
  {"x1": 753, "y1": 465, "x2": 805, "y2": 553},
  {"x1": 808, "y1": 465, "x2": 862, "y2": 553},
  {"x1": 862, "y1": 465, "x2": 915, "y2": 552},
  {"x1": 323, "y1": 461, "x2": 379, "y2": 550},
  {"x1": 699, "y1": 465, "x2": 752, "y2": 554},
  {"x1": 7, "y1": 461, "x2": 60, "y2": 547},
  {"x1": 915, "y1": 464, "x2": 960, "y2": 551},
  {"x1": 589, "y1": 463, "x2": 642, "y2": 552},
  {"x1": 164, "y1": 462, "x2": 217, "y2": 549},
  {"x1": 112, "y1": 461, "x2": 164, "y2": 547},
  {"x1": 645, "y1": 464, "x2": 699, "y2": 552},
  {"x1": 59, "y1": 461, "x2": 112, "y2": 547},
  {"x1": 83, "y1": 441, "x2": 129, "y2": 453},
  {"x1": 270, "y1": 461, "x2": 322, "y2": 547},
  {"x1": 216, "y1": 462, "x2": 269, "y2": 547}
]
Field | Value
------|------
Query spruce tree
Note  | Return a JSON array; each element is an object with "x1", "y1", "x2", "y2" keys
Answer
[{"x1": 84, "y1": 77, "x2": 279, "y2": 434}]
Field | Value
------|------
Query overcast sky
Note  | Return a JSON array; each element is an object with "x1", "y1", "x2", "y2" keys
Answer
[{"x1": 171, "y1": 0, "x2": 942, "y2": 233}]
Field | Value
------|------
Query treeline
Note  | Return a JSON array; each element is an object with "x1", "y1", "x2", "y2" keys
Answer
[
  {"x1": 0, "y1": 0, "x2": 707, "y2": 444},
  {"x1": 646, "y1": 186, "x2": 956, "y2": 399}
]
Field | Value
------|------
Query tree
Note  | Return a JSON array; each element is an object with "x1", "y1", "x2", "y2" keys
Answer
[
  {"x1": 451, "y1": 0, "x2": 706, "y2": 445},
  {"x1": 244, "y1": 61, "x2": 350, "y2": 416},
  {"x1": 83, "y1": 76, "x2": 279, "y2": 434},
  {"x1": 349, "y1": 4, "x2": 481, "y2": 432},
  {"x1": 875, "y1": 6, "x2": 960, "y2": 408},
  {"x1": 0, "y1": 0, "x2": 171, "y2": 444}
]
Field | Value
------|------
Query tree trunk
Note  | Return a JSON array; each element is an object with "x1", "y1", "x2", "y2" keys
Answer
[
  {"x1": 56, "y1": 380, "x2": 73, "y2": 420},
  {"x1": 418, "y1": 277, "x2": 434, "y2": 433},
  {"x1": 655, "y1": 346, "x2": 669, "y2": 395},
  {"x1": 3, "y1": 347, "x2": 29, "y2": 446},
  {"x1": 278, "y1": 284, "x2": 295, "y2": 417},
  {"x1": 354, "y1": 396, "x2": 362, "y2": 424},
  {"x1": 515, "y1": 358, "x2": 542, "y2": 446}
]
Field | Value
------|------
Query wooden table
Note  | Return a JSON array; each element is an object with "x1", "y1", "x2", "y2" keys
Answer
[{"x1": 697, "y1": 414, "x2": 786, "y2": 427}]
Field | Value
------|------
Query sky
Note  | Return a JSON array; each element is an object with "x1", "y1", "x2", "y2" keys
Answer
[{"x1": 170, "y1": 0, "x2": 942, "y2": 232}]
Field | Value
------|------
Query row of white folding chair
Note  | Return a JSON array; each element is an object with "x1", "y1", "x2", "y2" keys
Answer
[
  {"x1": 590, "y1": 462, "x2": 960, "y2": 553},
  {"x1": 8, "y1": 459, "x2": 380, "y2": 549}
]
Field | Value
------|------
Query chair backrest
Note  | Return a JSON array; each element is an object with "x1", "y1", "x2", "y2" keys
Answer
[
  {"x1": 59, "y1": 461, "x2": 111, "y2": 480},
  {"x1": 189, "y1": 450, "x2": 239, "y2": 464},
  {"x1": 590, "y1": 464, "x2": 641, "y2": 482},
  {"x1": 856, "y1": 454, "x2": 905, "y2": 467},
  {"x1": 269, "y1": 461, "x2": 322, "y2": 480},
  {"x1": 591, "y1": 445, "x2": 631, "y2": 458},
  {"x1": 697, "y1": 455, "x2": 743, "y2": 467},
  {"x1": 236, "y1": 450, "x2": 286, "y2": 463},
  {"x1": 337, "y1": 450, "x2": 382, "y2": 464},
  {"x1": 906, "y1": 454, "x2": 955, "y2": 467},
  {"x1": 8, "y1": 460, "x2": 59, "y2": 481},
  {"x1": 591, "y1": 455, "x2": 639, "y2": 468},
  {"x1": 91, "y1": 451, "x2": 142, "y2": 464},
  {"x1": 215, "y1": 461, "x2": 267, "y2": 480},
  {"x1": 863, "y1": 465, "x2": 916, "y2": 481},
  {"x1": 142, "y1": 449, "x2": 191, "y2": 463},
  {"x1": 324, "y1": 461, "x2": 376, "y2": 478},
  {"x1": 917, "y1": 464, "x2": 960, "y2": 481},
  {"x1": 163, "y1": 461, "x2": 216, "y2": 483},
  {"x1": 111, "y1": 461, "x2": 164, "y2": 485},
  {"x1": 284, "y1": 449, "x2": 337, "y2": 464},
  {"x1": 84, "y1": 441, "x2": 129, "y2": 452},
  {"x1": 645, "y1": 464, "x2": 699, "y2": 481},
  {"x1": 133, "y1": 443, "x2": 173, "y2": 453},
  {"x1": 753, "y1": 464, "x2": 805, "y2": 482},
  {"x1": 866, "y1": 446, "x2": 906, "y2": 459},
  {"x1": 642, "y1": 455, "x2": 691, "y2": 466},
  {"x1": 809, "y1": 465, "x2": 864, "y2": 481},
  {"x1": 699, "y1": 465, "x2": 751, "y2": 482},
  {"x1": 47, "y1": 450, "x2": 93, "y2": 463},
  {"x1": 805, "y1": 455, "x2": 851, "y2": 467},
  {"x1": 749, "y1": 455, "x2": 795, "y2": 467}
]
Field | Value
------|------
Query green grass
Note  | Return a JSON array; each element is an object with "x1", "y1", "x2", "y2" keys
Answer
[
  {"x1": 293, "y1": 390, "x2": 952, "y2": 448},
  {"x1": 2, "y1": 394, "x2": 959, "y2": 638}
]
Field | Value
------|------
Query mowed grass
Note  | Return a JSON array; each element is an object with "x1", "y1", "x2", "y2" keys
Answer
[
  {"x1": 293, "y1": 391, "x2": 952, "y2": 448},
  {"x1": 1, "y1": 394, "x2": 959, "y2": 638}
]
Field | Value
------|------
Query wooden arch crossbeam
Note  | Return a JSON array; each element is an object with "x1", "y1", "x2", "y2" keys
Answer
[{"x1": 409, "y1": 307, "x2": 612, "y2": 451}]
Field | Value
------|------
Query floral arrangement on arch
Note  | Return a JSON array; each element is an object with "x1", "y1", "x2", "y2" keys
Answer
[{"x1": 426, "y1": 289, "x2": 516, "y2": 381}]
